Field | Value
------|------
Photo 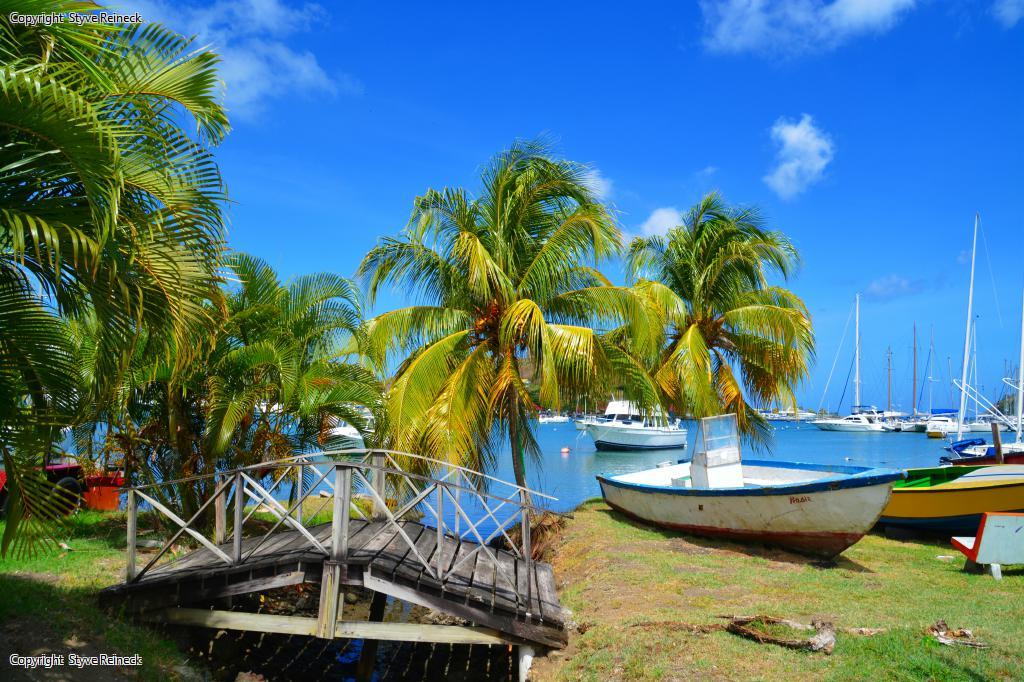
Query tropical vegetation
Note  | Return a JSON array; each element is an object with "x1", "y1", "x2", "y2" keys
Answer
[
  {"x1": 626, "y1": 192, "x2": 815, "y2": 442},
  {"x1": 71, "y1": 254, "x2": 380, "y2": 524},
  {"x1": 358, "y1": 141, "x2": 660, "y2": 488},
  {"x1": 0, "y1": 1, "x2": 228, "y2": 552}
]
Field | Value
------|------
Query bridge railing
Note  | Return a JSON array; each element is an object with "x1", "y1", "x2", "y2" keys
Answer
[{"x1": 124, "y1": 449, "x2": 558, "y2": 613}]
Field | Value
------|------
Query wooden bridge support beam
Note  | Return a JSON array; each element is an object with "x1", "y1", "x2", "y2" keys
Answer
[
  {"x1": 355, "y1": 591, "x2": 388, "y2": 682},
  {"x1": 317, "y1": 464, "x2": 352, "y2": 639}
]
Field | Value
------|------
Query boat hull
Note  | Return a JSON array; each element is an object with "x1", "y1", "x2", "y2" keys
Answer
[
  {"x1": 811, "y1": 421, "x2": 884, "y2": 432},
  {"x1": 879, "y1": 467, "x2": 1024, "y2": 534},
  {"x1": 585, "y1": 423, "x2": 687, "y2": 450},
  {"x1": 598, "y1": 461, "x2": 899, "y2": 558}
]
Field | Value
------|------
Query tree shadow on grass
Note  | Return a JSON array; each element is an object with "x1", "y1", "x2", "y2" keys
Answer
[{"x1": 595, "y1": 507, "x2": 874, "y2": 573}]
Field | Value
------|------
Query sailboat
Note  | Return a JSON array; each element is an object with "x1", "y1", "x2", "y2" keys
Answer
[
  {"x1": 943, "y1": 288, "x2": 1024, "y2": 464},
  {"x1": 812, "y1": 294, "x2": 886, "y2": 432}
]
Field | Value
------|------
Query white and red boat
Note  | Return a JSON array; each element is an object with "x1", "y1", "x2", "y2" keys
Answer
[{"x1": 597, "y1": 415, "x2": 904, "y2": 557}]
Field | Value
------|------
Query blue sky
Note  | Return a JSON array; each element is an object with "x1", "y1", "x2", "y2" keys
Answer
[{"x1": 129, "y1": 0, "x2": 1023, "y2": 413}]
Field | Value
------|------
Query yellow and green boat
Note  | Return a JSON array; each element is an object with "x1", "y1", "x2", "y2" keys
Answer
[{"x1": 878, "y1": 465, "x2": 1024, "y2": 534}]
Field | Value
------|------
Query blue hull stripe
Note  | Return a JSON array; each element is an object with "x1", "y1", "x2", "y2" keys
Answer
[
  {"x1": 876, "y1": 512, "x2": 1024, "y2": 535},
  {"x1": 594, "y1": 440, "x2": 686, "y2": 451},
  {"x1": 598, "y1": 459, "x2": 905, "y2": 498}
]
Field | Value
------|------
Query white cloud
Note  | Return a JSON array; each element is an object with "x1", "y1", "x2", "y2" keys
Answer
[
  {"x1": 696, "y1": 165, "x2": 719, "y2": 178},
  {"x1": 993, "y1": 0, "x2": 1024, "y2": 27},
  {"x1": 700, "y1": 0, "x2": 916, "y2": 56},
  {"x1": 763, "y1": 114, "x2": 834, "y2": 199},
  {"x1": 864, "y1": 274, "x2": 921, "y2": 300},
  {"x1": 126, "y1": 0, "x2": 354, "y2": 118},
  {"x1": 638, "y1": 207, "x2": 682, "y2": 237},
  {"x1": 583, "y1": 169, "x2": 613, "y2": 200}
]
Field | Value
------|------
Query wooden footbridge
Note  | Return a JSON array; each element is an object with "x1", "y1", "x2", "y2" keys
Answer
[{"x1": 101, "y1": 450, "x2": 569, "y2": 680}]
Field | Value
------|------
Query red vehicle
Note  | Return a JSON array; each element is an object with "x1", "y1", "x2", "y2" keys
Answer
[{"x1": 0, "y1": 455, "x2": 125, "y2": 515}]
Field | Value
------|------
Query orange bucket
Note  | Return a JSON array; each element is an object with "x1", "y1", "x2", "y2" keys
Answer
[{"x1": 83, "y1": 474, "x2": 125, "y2": 511}]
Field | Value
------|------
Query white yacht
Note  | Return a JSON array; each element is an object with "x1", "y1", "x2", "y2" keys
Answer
[
  {"x1": 925, "y1": 415, "x2": 960, "y2": 439},
  {"x1": 966, "y1": 418, "x2": 1012, "y2": 433},
  {"x1": 810, "y1": 413, "x2": 885, "y2": 432},
  {"x1": 538, "y1": 412, "x2": 570, "y2": 424},
  {"x1": 584, "y1": 400, "x2": 687, "y2": 451}
]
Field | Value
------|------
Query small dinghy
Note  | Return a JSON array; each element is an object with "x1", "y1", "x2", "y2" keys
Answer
[{"x1": 597, "y1": 415, "x2": 905, "y2": 557}]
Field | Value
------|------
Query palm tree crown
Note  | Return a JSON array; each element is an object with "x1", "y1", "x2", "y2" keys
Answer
[
  {"x1": 359, "y1": 141, "x2": 657, "y2": 487},
  {"x1": 627, "y1": 192, "x2": 815, "y2": 442}
]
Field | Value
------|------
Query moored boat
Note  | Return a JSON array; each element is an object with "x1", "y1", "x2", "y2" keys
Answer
[
  {"x1": 877, "y1": 465, "x2": 1024, "y2": 534},
  {"x1": 811, "y1": 413, "x2": 885, "y2": 432},
  {"x1": 584, "y1": 400, "x2": 687, "y2": 450},
  {"x1": 597, "y1": 415, "x2": 904, "y2": 557},
  {"x1": 925, "y1": 415, "x2": 960, "y2": 439}
]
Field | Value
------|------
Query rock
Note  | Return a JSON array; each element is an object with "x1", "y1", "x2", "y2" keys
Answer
[
  {"x1": 172, "y1": 664, "x2": 207, "y2": 682},
  {"x1": 235, "y1": 673, "x2": 268, "y2": 682},
  {"x1": 425, "y1": 612, "x2": 468, "y2": 626}
]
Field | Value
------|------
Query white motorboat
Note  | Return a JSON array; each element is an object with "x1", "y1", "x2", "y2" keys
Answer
[
  {"x1": 925, "y1": 415, "x2": 960, "y2": 439},
  {"x1": 966, "y1": 419, "x2": 1012, "y2": 433},
  {"x1": 597, "y1": 415, "x2": 904, "y2": 557},
  {"x1": 538, "y1": 412, "x2": 570, "y2": 424},
  {"x1": 811, "y1": 414, "x2": 885, "y2": 432},
  {"x1": 584, "y1": 400, "x2": 687, "y2": 450}
]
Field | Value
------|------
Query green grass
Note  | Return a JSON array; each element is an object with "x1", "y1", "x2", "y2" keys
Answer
[
  {"x1": 535, "y1": 501, "x2": 1024, "y2": 681},
  {"x1": 0, "y1": 511, "x2": 192, "y2": 681}
]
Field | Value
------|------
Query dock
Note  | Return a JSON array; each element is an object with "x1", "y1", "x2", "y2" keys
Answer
[{"x1": 101, "y1": 451, "x2": 569, "y2": 679}]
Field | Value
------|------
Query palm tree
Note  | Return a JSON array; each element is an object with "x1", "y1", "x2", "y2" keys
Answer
[
  {"x1": 1, "y1": 4, "x2": 228, "y2": 551},
  {"x1": 626, "y1": 192, "x2": 815, "y2": 442},
  {"x1": 75, "y1": 254, "x2": 382, "y2": 524},
  {"x1": 358, "y1": 141, "x2": 659, "y2": 489}
]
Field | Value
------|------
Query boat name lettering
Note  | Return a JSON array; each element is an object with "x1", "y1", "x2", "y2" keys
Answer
[{"x1": 789, "y1": 495, "x2": 811, "y2": 504}]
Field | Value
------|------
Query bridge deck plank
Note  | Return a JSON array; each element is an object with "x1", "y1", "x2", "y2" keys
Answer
[{"x1": 104, "y1": 519, "x2": 567, "y2": 645}]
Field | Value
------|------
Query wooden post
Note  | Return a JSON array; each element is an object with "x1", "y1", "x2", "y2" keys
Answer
[
  {"x1": 518, "y1": 644, "x2": 535, "y2": 682},
  {"x1": 295, "y1": 463, "x2": 304, "y2": 525},
  {"x1": 317, "y1": 464, "x2": 351, "y2": 638},
  {"x1": 436, "y1": 483, "x2": 444, "y2": 582},
  {"x1": 454, "y1": 470, "x2": 461, "y2": 537},
  {"x1": 521, "y1": 490, "x2": 532, "y2": 613},
  {"x1": 370, "y1": 451, "x2": 385, "y2": 520},
  {"x1": 126, "y1": 489, "x2": 137, "y2": 582},
  {"x1": 214, "y1": 474, "x2": 226, "y2": 545},
  {"x1": 992, "y1": 422, "x2": 1004, "y2": 464},
  {"x1": 233, "y1": 470, "x2": 244, "y2": 564},
  {"x1": 355, "y1": 591, "x2": 388, "y2": 682}
]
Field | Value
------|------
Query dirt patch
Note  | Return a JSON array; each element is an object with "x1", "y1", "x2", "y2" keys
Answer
[{"x1": 1, "y1": 617, "x2": 138, "y2": 681}]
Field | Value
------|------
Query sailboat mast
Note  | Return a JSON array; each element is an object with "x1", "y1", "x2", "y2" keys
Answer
[
  {"x1": 854, "y1": 293, "x2": 861, "y2": 412},
  {"x1": 956, "y1": 214, "x2": 978, "y2": 440},
  {"x1": 887, "y1": 346, "x2": 893, "y2": 413},
  {"x1": 912, "y1": 323, "x2": 917, "y2": 416},
  {"x1": 1016, "y1": 290, "x2": 1023, "y2": 444}
]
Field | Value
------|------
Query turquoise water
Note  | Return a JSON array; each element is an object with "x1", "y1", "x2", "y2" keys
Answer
[
  {"x1": 495, "y1": 421, "x2": 951, "y2": 514},
  {"x1": 288, "y1": 421, "x2": 960, "y2": 538}
]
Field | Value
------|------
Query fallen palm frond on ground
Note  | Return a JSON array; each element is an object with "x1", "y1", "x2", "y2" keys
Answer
[
  {"x1": 928, "y1": 620, "x2": 988, "y2": 648},
  {"x1": 630, "y1": 614, "x2": 889, "y2": 654}
]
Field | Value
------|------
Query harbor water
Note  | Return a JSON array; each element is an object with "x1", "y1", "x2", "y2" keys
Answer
[{"x1": 499, "y1": 421, "x2": 958, "y2": 514}]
